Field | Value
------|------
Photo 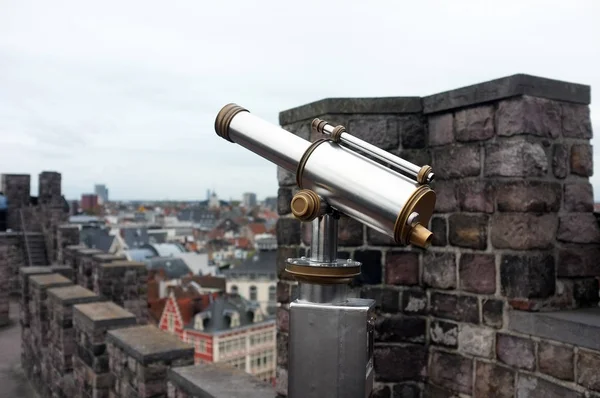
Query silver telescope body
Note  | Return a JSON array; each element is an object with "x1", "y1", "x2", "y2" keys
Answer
[
  {"x1": 215, "y1": 104, "x2": 436, "y2": 247},
  {"x1": 214, "y1": 103, "x2": 436, "y2": 398}
]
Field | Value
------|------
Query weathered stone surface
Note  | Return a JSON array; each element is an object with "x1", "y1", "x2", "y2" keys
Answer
[
  {"x1": 431, "y1": 181, "x2": 458, "y2": 213},
  {"x1": 573, "y1": 278, "x2": 599, "y2": 307},
  {"x1": 277, "y1": 188, "x2": 293, "y2": 215},
  {"x1": 564, "y1": 183, "x2": 594, "y2": 212},
  {"x1": 380, "y1": 288, "x2": 400, "y2": 313},
  {"x1": 496, "y1": 333, "x2": 535, "y2": 370},
  {"x1": 397, "y1": 149, "x2": 431, "y2": 167},
  {"x1": 423, "y1": 384, "x2": 459, "y2": 398},
  {"x1": 577, "y1": 350, "x2": 600, "y2": 392},
  {"x1": 373, "y1": 345, "x2": 426, "y2": 382},
  {"x1": 474, "y1": 361, "x2": 515, "y2": 398},
  {"x1": 401, "y1": 289, "x2": 427, "y2": 315},
  {"x1": 484, "y1": 140, "x2": 548, "y2": 177},
  {"x1": 482, "y1": 299, "x2": 504, "y2": 329},
  {"x1": 459, "y1": 253, "x2": 496, "y2": 294},
  {"x1": 562, "y1": 103, "x2": 593, "y2": 139},
  {"x1": 277, "y1": 307, "x2": 289, "y2": 333},
  {"x1": 430, "y1": 320, "x2": 458, "y2": 348},
  {"x1": 496, "y1": 96, "x2": 561, "y2": 138},
  {"x1": 385, "y1": 252, "x2": 419, "y2": 286},
  {"x1": 517, "y1": 374, "x2": 583, "y2": 398},
  {"x1": 448, "y1": 214, "x2": 488, "y2": 250},
  {"x1": 558, "y1": 214, "x2": 600, "y2": 244},
  {"x1": 429, "y1": 351, "x2": 472, "y2": 394},
  {"x1": 500, "y1": 253, "x2": 555, "y2": 299},
  {"x1": 277, "y1": 167, "x2": 295, "y2": 186},
  {"x1": 366, "y1": 228, "x2": 396, "y2": 246},
  {"x1": 392, "y1": 384, "x2": 421, "y2": 398},
  {"x1": 422, "y1": 73, "x2": 591, "y2": 115},
  {"x1": 430, "y1": 293, "x2": 478, "y2": 323},
  {"x1": 553, "y1": 143, "x2": 569, "y2": 178},
  {"x1": 457, "y1": 180, "x2": 495, "y2": 213},
  {"x1": 276, "y1": 218, "x2": 301, "y2": 246},
  {"x1": 496, "y1": 181, "x2": 561, "y2": 212},
  {"x1": 571, "y1": 144, "x2": 593, "y2": 176},
  {"x1": 455, "y1": 105, "x2": 495, "y2": 142},
  {"x1": 347, "y1": 117, "x2": 399, "y2": 150},
  {"x1": 338, "y1": 216, "x2": 363, "y2": 246},
  {"x1": 276, "y1": 247, "x2": 297, "y2": 280},
  {"x1": 430, "y1": 217, "x2": 447, "y2": 247},
  {"x1": 423, "y1": 252, "x2": 456, "y2": 289},
  {"x1": 538, "y1": 341, "x2": 574, "y2": 381},
  {"x1": 491, "y1": 214, "x2": 556, "y2": 250},
  {"x1": 434, "y1": 146, "x2": 480, "y2": 179},
  {"x1": 558, "y1": 245, "x2": 600, "y2": 277},
  {"x1": 372, "y1": 385, "x2": 391, "y2": 398},
  {"x1": 281, "y1": 120, "x2": 311, "y2": 140},
  {"x1": 458, "y1": 324, "x2": 495, "y2": 358},
  {"x1": 428, "y1": 113, "x2": 454, "y2": 146},
  {"x1": 400, "y1": 115, "x2": 426, "y2": 149},
  {"x1": 375, "y1": 314, "x2": 426, "y2": 344}
]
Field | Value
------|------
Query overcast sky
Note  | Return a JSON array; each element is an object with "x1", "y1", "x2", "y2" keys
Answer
[{"x1": 0, "y1": 0, "x2": 599, "y2": 201}]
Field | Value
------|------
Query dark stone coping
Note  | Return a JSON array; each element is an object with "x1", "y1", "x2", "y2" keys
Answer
[
  {"x1": 28, "y1": 273, "x2": 72, "y2": 289},
  {"x1": 65, "y1": 244, "x2": 87, "y2": 250},
  {"x1": 92, "y1": 253, "x2": 125, "y2": 262},
  {"x1": 508, "y1": 307, "x2": 600, "y2": 352},
  {"x1": 49, "y1": 264, "x2": 73, "y2": 274},
  {"x1": 47, "y1": 285, "x2": 102, "y2": 306},
  {"x1": 168, "y1": 363, "x2": 276, "y2": 398},
  {"x1": 75, "y1": 248, "x2": 103, "y2": 256},
  {"x1": 73, "y1": 302, "x2": 137, "y2": 329},
  {"x1": 20, "y1": 266, "x2": 52, "y2": 276},
  {"x1": 422, "y1": 74, "x2": 590, "y2": 114},
  {"x1": 279, "y1": 97, "x2": 422, "y2": 125},
  {"x1": 0, "y1": 232, "x2": 44, "y2": 237},
  {"x1": 58, "y1": 224, "x2": 79, "y2": 229},
  {"x1": 100, "y1": 260, "x2": 146, "y2": 268},
  {"x1": 106, "y1": 325, "x2": 194, "y2": 365},
  {"x1": 278, "y1": 74, "x2": 591, "y2": 124}
]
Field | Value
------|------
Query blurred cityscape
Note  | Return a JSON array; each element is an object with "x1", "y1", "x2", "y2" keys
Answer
[{"x1": 71, "y1": 183, "x2": 279, "y2": 385}]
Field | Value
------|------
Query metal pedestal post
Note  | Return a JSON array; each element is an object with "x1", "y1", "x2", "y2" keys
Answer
[{"x1": 286, "y1": 214, "x2": 376, "y2": 398}]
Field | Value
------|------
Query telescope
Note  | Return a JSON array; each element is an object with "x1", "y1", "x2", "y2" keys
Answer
[{"x1": 214, "y1": 104, "x2": 436, "y2": 398}]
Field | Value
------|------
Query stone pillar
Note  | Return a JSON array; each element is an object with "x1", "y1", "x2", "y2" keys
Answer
[
  {"x1": 106, "y1": 324, "x2": 194, "y2": 397},
  {"x1": 28, "y1": 273, "x2": 73, "y2": 395},
  {"x1": 39, "y1": 206, "x2": 69, "y2": 264},
  {"x1": 0, "y1": 241, "x2": 9, "y2": 326},
  {"x1": 38, "y1": 171, "x2": 62, "y2": 206},
  {"x1": 56, "y1": 224, "x2": 80, "y2": 264},
  {"x1": 275, "y1": 74, "x2": 598, "y2": 396},
  {"x1": 64, "y1": 244, "x2": 86, "y2": 281},
  {"x1": 47, "y1": 285, "x2": 103, "y2": 397},
  {"x1": 72, "y1": 301, "x2": 137, "y2": 398},
  {"x1": 1, "y1": 174, "x2": 31, "y2": 230},
  {"x1": 74, "y1": 248, "x2": 103, "y2": 290},
  {"x1": 50, "y1": 264, "x2": 76, "y2": 282},
  {"x1": 94, "y1": 260, "x2": 149, "y2": 324},
  {"x1": 0, "y1": 232, "x2": 27, "y2": 295}
]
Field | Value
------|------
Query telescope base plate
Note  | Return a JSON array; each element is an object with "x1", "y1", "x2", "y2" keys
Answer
[{"x1": 285, "y1": 257, "x2": 361, "y2": 285}]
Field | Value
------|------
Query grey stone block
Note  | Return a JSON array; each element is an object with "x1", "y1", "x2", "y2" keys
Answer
[
  {"x1": 508, "y1": 308, "x2": 600, "y2": 352},
  {"x1": 168, "y1": 363, "x2": 277, "y2": 398},
  {"x1": 279, "y1": 97, "x2": 422, "y2": 125},
  {"x1": 73, "y1": 301, "x2": 136, "y2": 330},
  {"x1": 423, "y1": 73, "x2": 590, "y2": 114},
  {"x1": 106, "y1": 325, "x2": 193, "y2": 365},
  {"x1": 47, "y1": 285, "x2": 101, "y2": 306}
]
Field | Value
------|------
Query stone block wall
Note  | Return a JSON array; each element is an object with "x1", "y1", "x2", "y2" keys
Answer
[
  {"x1": 75, "y1": 248, "x2": 103, "y2": 290},
  {"x1": 275, "y1": 74, "x2": 600, "y2": 397},
  {"x1": 0, "y1": 241, "x2": 10, "y2": 326},
  {"x1": 94, "y1": 260, "x2": 149, "y2": 324},
  {"x1": 106, "y1": 324, "x2": 195, "y2": 397},
  {"x1": 56, "y1": 224, "x2": 80, "y2": 264},
  {"x1": 38, "y1": 171, "x2": 62, "y2": 206}
]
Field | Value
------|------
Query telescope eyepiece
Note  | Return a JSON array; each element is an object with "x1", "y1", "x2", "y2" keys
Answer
[{"x1": 214, "y1": 103, "x2": 248, "y2": 142}]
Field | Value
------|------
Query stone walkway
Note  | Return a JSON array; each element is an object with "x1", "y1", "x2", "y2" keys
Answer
[{"x1": 0, "y1": 299, "x2": 37, "y2": 398}]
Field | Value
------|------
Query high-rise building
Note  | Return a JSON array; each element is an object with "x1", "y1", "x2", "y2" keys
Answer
[
  {"x1": 94, "y1": 184, "x2": 109, "y2": 204},
  {"x1": 80, "y1": 194, "x2": 99, "y2": 213},
  {"x1": 242, "y1": 192, "x2": 257, "y2": 208}
]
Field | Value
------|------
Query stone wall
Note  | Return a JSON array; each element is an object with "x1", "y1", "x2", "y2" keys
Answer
[
  {"x1": 276, "y1": 74, "x2": 600, "y2": 397},
  {"x1": 38, "y1": 171, "x2": 62, "y2": 206}
]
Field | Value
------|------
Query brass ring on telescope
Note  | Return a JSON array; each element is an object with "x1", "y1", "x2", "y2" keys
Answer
[
  {"x1": 331, "y1": 125, "x2": 346, "y2": 142},
  {"x1": 311, "y1": 118, "x2": 329, "y2": 136},
  {"x1": 214, "y1": 103, "x2": 248, "y2": 142},
  {"x1": 417, "y1": 165, "x2": 433, "y2": 184},
  {"x1": 296, "y1": 138, "x2": 332, "y2": 189},
  {"x1": 285, "y1": 263, "x2": 361, "y2": 285},
  {"x1": 393, "y1": 185, "x2": 436, "y2": 247}
]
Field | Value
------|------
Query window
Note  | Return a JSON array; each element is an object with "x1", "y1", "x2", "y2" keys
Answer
[
  {"x1": 268, "y1": 285, "x2": 276, "y2": 301},
  {"x1": 167, "y1": 314, "x2": 175, "y2": 332},
  {"x1": 230, "y1": 285, "x2": 238, "y2": 294},
  {"x1": 249, "y1": 286, "x2": 257, "y2": 301}
]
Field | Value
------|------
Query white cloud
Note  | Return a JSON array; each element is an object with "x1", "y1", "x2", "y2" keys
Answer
[{"x1": 0, "y1": 0, "x2": 599, "y2": 200}]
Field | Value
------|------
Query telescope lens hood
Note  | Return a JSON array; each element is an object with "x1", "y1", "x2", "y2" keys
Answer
[{"x1": 214, "y1": 103, "x2": 248, "y2": 142}]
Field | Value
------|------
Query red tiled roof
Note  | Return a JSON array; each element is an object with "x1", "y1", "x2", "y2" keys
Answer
[{"x1": 247, "y1": 223, "x2": 267, "y2": 234}]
